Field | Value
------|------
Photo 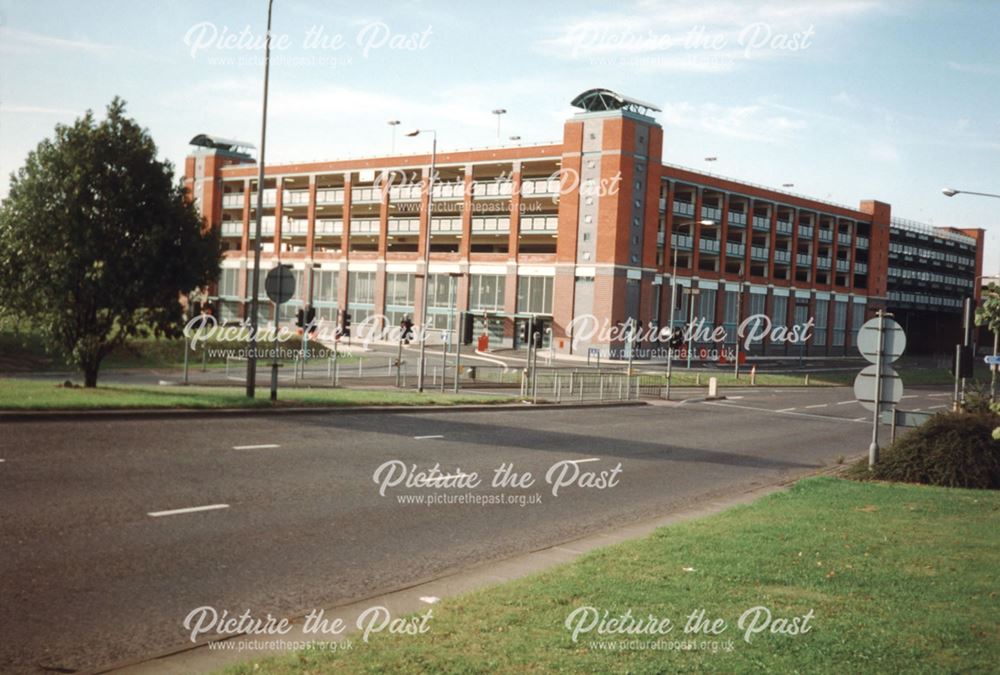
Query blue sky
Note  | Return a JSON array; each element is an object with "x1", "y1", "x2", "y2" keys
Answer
[{"x1": 1, "y1": 0, "x2": 997, "y2": 272}]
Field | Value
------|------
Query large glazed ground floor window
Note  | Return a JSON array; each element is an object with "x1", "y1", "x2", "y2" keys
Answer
[{"x1": 516, "y1": 275, "x2": 553, "y2": 315}]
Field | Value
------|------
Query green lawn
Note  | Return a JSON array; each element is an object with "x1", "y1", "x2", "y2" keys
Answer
[
  {"x1": 0, "y1": 378, "x2": 513, "y2": 410},
  {"x1": 223, "y1": 477, "x2": 999, "y2": 674},
  {"x1": 0, "y1": 330, "x2": 357, "y2": 372}
]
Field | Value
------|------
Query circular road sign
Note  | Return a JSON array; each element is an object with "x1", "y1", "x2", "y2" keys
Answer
[
  {"x1": 264, "y1": 265, "x2": 296, "y2": 305},
  {"x1": 856, "y1": 316, "x2": 906, "y2": 364},
  {"x1": 853, "y1": 364, "x2": 903, "y2": 413}
]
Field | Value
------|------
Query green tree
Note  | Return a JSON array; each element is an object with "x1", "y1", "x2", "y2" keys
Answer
[
  {"x1": 0, "y1": 98, "x2": 220, "y2": 386},
  {"x1": 976, "y1": 282, "x2": 1000, "y2": 435}
]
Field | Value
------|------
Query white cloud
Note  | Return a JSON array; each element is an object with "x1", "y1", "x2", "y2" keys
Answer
[
  {"x1": 868, "y1": 141, "x2": 899, "y2": 162},
  {"x1": 947, "y1": 61, "x2": 1000, "y2": 76},
  {"x1": 0, "y1": 104, "x2": 82, "y2": 116},
  {"x1": 535, "y1": 0, "x2": 886, "y2": 73},
  {"x1": 0, "y1": 27, "x2": 116, "y2": 55},
  {"x1": 659, "y1": 100, "x2": 808, "y2": 143}
]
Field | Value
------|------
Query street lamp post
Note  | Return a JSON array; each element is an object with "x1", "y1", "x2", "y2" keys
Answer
[
  {"x1": 406, "y1": 129, "x2": 437, "y2": 393},
  {"x1": 664, "y1": 219, "x2": 714, "y2": 398},
  {"x1": 492, "y1": 108, "x2": 507, "y2": 140},
  {"x1": 942, "y1": 187, "x2": 1000, "y2": 199},
  {"x1": 387, "y1": 120, "x2": 400, "y2": 153},
  {"x1": 245, "y1": 0, "x2": 275, "y2": 399}
]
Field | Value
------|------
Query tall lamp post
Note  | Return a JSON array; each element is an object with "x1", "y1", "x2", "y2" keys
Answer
[
  {"x1": 492, "y1": 109, "x2": 506, "y2": 140},
  {"x1": 942, "y1": 189, "x2": 1000, "y2": 403},
  {"x1": 246, "y1": 0, "x2": 275, "y2": 398},
  {"x1": 942, "y1": 187, "x2": 1000, "y2": 199},
  {"x1": 406, "y1": 128, "x2": 437, "y2": 393},
  {"x1": 387, "y1": 120, "x2": 400, "y2": 153},
  {"x1": 664, "y1": 219, "x2": 714, "y2": 398}
]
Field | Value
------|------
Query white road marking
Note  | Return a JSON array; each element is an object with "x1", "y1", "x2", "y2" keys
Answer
[
  {"x1": 148, "y1": 504, "x2": 230, "y2": 518},
  {"x1": 564, "y1": 458, "x2": 601, "y2": 464},
  {"x1": 414, "y1": 435, "x2": 444, "y2": 440},
  {"x1": 703, "y1": 401, "x2": 869, "y2": 424},
  {"x1": 805, "y1": 404, "x2": 828, "y2": 409},
  {"x1": 728, "y1": 396, "x2": 745, "y2": 400},
  {"x1": 853, "y1": 417, "x2": 868, "y2": 421},
  {"x1": 0, "y1": 459, "x2": 5, "y2": 462},
  {"x1": 929, "y1": 405, "x2": 947, "y2": 410},
  {"x1": 232, "y1": 444, "x2": 280, "y2": 450},
  {"x1": 901, "y1": 395, "x2": 917, "y2": 399},
  {"x1": 836, "y1": 400, "x2": 857, "y2": 405},
  {"x1": 420, "y1": 596, "x2": 440, "y2": 604},
  {"x1": 927, "y1": 393, "x2": 951, "y2": 398}
]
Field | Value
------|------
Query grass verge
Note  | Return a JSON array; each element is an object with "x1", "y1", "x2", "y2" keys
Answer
[
  {"x1": 0, "y1": 378, "x2": 513, "y2": 410},
  {"x1": 224, "y1": 477, "x2": 999, "y2": 674}
]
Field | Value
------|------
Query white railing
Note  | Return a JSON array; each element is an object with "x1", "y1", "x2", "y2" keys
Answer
[
  {"x1": 672, "y1": 233, "x2": 693, "y2": 249},
  {"x1": 220, "y1": 221, "x2": 243, "y2": 237},
  {"x1": 472, "y1": 216, "x2": 511, "y2": 233},
  {"x1": 751, "y1": 215, "x2": 770, "y2": 230},
  {"x1": 430, "y1": 217, "x2": 462, "y2": 233},
  {"x1": 673, "y1": 200, "x2": 695, "y2": 216},
  {"x1": 389, "y1": 185, "x2": 422, "y2": 201},
  {"x1": 520, "y1": 178, "x2": 561, "y2": 196},
  {"x1": 700, "y1": 238, "x2": 720, "y2": 254},
  {"x1": 431, "y1": 183, "x2": 466, "y2": 199},
  {"x1": 350, "y1": 218, "x2": 380, "y2": 235},
  {"x1": 520, "y1": 215, "x2": 558, "y2": 233},
  {"x1": 472, "y1": 181, "x2": 513, "y2": 198},
  {"x1": 751, "y1": 246, "x2": 769, "y2": 260},
  {"x1": 351, "y1": 187, "x2": 382, "y2": 203},
  {"x1": 315, "y1": 219, "x2": 343, "y2": 236},
  {"x1": 221, "y1": 194, "x2": 244, "y2": 209},
  {"x1": 316, "y1": 188, "x2": 345, "y2": 204},
  {"x1": 387, "y1": 218, "x2": 420, "y2": 234},
  {"x1": 856, "y1": 236, "x2": 869, "y2": 249}
]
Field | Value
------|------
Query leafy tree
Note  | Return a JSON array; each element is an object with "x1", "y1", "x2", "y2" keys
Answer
[
  {"x1": 0, "y1": 98, "x2": 220, "y2": 386},
  {"x1": 976, "y1": 283, "x2": 1000, "y2": 436}
]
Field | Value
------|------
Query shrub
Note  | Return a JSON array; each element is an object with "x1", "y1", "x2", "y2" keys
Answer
[{"x1": 848, "y1": 411, "x2": 1000, "y2": 489}]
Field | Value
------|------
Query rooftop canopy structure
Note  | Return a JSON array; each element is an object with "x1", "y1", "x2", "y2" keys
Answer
[
  {"x1": 570, "y1": 88, "x2": 662, "y2": 116},
  {"x1": 188, "y1": 134, "x2": 256, "y2": 156}
]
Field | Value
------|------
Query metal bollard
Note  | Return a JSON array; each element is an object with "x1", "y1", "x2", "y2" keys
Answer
[
  {"x1": 600, "y1": 374, "x2": 605, "y2": 401},
  {"x1": 556, "y1": 374, "x2": 561, "y2": 403}
]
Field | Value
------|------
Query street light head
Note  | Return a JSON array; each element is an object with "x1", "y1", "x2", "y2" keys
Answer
[
  {"x1": 941, "y1": 188, "x2": 959, "y2": 197},
  {"x1": 698, "y1": 219, "x2": 716, "y2": 226},
  {"x1": 704, "y1": 156, "x2": 717, "y2": 162},
  {"x1": 492, "y1": 108, "x2": 507, "y2": 115},
  {"x1": 387, "y1": 120, "x2": 400, "y2": 126},
  {"x1": 509, "y1": 135, "x2": 521, "y2": 141},
  {"x1": 405, "y1": 129, "x2": 421, "y2": 137}
]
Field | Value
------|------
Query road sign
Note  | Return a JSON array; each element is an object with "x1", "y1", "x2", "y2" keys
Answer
[
  {"x1": 857, "y1": 316, "x2": 906, "y2": 363},
  {"x1": 984, "y1": 355, "x2": 1000, "y2": 366},
  {"x1": 265, "y1": 265, "x2": 296, "y2": 304},
  {"x1": 880, "y1": 409, "x2": 934, "y2": 428},
  {"x1": 853, "y1": 363, "x2": 903, "y2": 412}
]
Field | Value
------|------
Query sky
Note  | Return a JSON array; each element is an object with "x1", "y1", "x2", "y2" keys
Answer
[{"x1": 0, "y1": 0, "x2": 997, "y2": 272}]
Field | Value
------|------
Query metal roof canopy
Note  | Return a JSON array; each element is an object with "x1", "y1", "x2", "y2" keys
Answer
[
  {"x1": 571, "y1": 88, "x2": 661, "y2": 115},
  {"x1": 188, "y1": 134, "x2": 256, "y2": 153}
]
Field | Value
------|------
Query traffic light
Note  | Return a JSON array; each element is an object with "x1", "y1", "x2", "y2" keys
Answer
[
  {"x1": 295, "y1": 309, "x2": 305, "y2": 328},
  {"x1": 461, "y1": 312, "x2": 475, "y2": 345},
  {"x1": 953, "y1": 345, "x2": 973, "y2": 378},
  {"x1": 669, "y1": 328, "x2": 684, "y2": 350},
  {"x1": 530, "y1": 318, "x2": 544, "y2": 348},
  {"x1": 519, "y1": 320, "x2": 530, "y2": 346},
  {"x1": 339, "y1": 311, "x2": 352, "y2": 338},
  {"x1": 305, "y1": 306, "x2": 317, "y2": 334}
]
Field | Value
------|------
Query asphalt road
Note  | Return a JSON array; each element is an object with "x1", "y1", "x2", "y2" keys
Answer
[{"x1": 0, "y1": 388, "x2": 925, "y2": 673}]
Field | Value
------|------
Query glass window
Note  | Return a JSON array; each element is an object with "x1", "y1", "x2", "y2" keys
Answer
[
  {"x1": 770, "y1": 295, "x2": 787, "y2": 330},
  {"x1": 348, "y1": 271, "x2": 375, "y2": 304},
  {"x1": 516, "y1": 276, "x2": 553, "y2": 314},
  {"x1": 470, "y1": 274, "x2": 505, "y2": 311}
]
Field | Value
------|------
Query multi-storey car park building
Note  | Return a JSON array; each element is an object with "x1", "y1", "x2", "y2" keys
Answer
[{"x1": 185, "y1": 88, "x2": 984, "y2": 358}]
